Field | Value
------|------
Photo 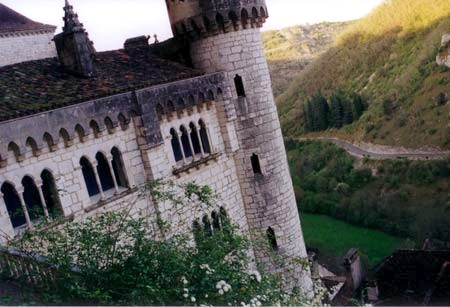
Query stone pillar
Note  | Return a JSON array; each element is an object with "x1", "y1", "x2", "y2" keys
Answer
[
  {"x1": 194, "y1": 125, "x2": 205, "y2": 157},
  {"x1": 176, "y1": 131, "x2": 187, "y2": 164},
  {"x1": 16, "y1": 187, "x2": 32, "y2": 229},
  {"x1": 92, "y1": 162, "x2": 106, "y2": 200},
  {"x1": 107, "y1": 154, "x2": 120, "y2": 194},
  {"x1": 0, "y1": 192, "x2": 15, "y2": 242},
  {"x1": 35, "y1": 180, "x2": 50, "y2": 219},
  {"x1": 186, "y1": 128, "x2": 196, "y2": 160}
]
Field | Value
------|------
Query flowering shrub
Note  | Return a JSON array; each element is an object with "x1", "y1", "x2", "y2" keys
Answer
[{"x1": 13, "y1": 181, "x2": 326, "y2": 305}]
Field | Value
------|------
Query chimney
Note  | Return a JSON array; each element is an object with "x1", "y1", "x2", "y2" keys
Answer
[{"x1": 54, "y1": 0, "x2": 96, "y2": 78}]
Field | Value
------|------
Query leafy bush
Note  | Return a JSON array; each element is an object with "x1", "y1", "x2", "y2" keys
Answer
[{"x1": 13, "y1": 182, "x2": 321, "y2": 306}]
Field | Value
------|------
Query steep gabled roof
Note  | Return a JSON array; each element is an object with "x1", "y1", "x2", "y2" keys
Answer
[{"x1": 0, "y1": 3, "x2": 56, "y2": 34}]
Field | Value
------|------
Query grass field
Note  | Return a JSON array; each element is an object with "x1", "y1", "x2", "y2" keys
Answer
[{"x1": 300, "y1": 213, "x2": 412, "y2": 271}]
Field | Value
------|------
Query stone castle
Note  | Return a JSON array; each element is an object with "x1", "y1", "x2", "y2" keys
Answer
[{"x1": 0, "y1": 0, "x2": 311, "y2": 290}]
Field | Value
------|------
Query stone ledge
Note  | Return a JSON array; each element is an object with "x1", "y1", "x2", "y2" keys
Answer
[
  {"x1": 173, "y1": 153, "x2": 221, "y2": 176},
  {"x1": 83, "y1": 187, "x2": 138, "y2": 213}
]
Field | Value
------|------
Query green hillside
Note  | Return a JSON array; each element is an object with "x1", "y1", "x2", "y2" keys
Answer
[
  {"x1": 277, "y1": 0, "x2": 450, "y2": 149},
  {"x1": 263, "y1": 22, "x2": 350, "y2": 97}
]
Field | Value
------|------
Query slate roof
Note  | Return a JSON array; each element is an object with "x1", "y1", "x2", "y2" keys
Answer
[
  {"x1": 0, "y1": 3, "x2": 56, "y2": 34},
  {"x1": 0, "y1": 50, "x2": 202, "y2": 122}
]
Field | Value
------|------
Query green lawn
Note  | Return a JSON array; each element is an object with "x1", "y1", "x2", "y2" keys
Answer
[{"x1": 300, "y1": 213, "x2": 412, "y2": 269}]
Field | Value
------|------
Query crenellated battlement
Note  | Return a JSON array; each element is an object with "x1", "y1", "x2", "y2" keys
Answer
[{"x1": 166, "y1": 0, "x2": 268, "y2": 40}]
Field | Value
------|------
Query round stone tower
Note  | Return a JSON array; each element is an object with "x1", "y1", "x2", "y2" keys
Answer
[{"x1": 165, "y1": 0, "x2": 313, "y2": 292}]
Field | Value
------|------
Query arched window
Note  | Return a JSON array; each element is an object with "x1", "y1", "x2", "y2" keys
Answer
[
  {"x1": 229, "y1": 11, "x2": 239, "y2": 29},
  {"x1": 260, "y1": 7, "x2": 267, "y2": 18},
  {"x1": 252, "y1": 7, "x2": 259, "y2": 22},
  {"x1": 1, "y1": 182, "x2": 26, "y2": 228},
  {"x1": 156, "y1": 103, "x2": 164, "y2": 120},
  {"x1": 180, "y1": 126, "x2": 193, "y2": 158},
  {"x1": 193, "y1": 220, "x2": 202, "y2": 243},
  {"x1": 96, "y1": 152, "x2": 115, "y2": 192},
  {"x1": 111, "y1": 147, "x2": 128, "y2": 188},
  {"x1": 211, "y1": 211, "x2": 221, "y2": 231},
  {"x1": 203, "y1": 16, "x2": 211, "y2": 31},
  {"x1": 189, "y1": 123, "x2": 202, "y2": 155},
  {"x1": 167, "y1": 100, "x2": 176, "y2": 114},
  {"x1": 22, "y1": 176, "x2": 45, "y2": 222},
  {"x1": 267, "y1": 227, "x2": 279, "y2": 251},
  {"x1": 251, "y1": 154, "x2": 262, "y2": 175},
  {"x1": 199, "y1": 120, "x2": 211, "y2": 154},
  {"x1": 80, "y1": 157, "x2": 100, "y2": 197},
  {"x1": 171, "y1": 128, "x2": 183, "y2": 162},
  {"x1": 41, "y1": 170, "x2": 62, "y2": 218},
  {"x1": 190, "y1": 19, "x2": 201, "y2": 37},
  {"x1": 202, "y1": 215, "x2": 212, "y2": 237},
  {"x1": 234, "y1": 74, "x2": 246, "y2": 97}
]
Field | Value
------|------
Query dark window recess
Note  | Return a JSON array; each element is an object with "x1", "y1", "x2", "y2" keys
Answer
[
  {"x1": 267, "y1": 227, "x2": 279, "y2": 251},
  {"x1": 80, "y1": 157, "x2": 100, "y2": 197},
  {"x1": 202, "y1": 215, "x2": 213, "y2": 237},
  {"x1": 211, "y1": 211, "x2": 221, "y2": 231},
  {"x1": 234, "y1": 74, "x2": 246, "y2": 97},
  {"x1": 41, "y1": 170, "x2": 62, "y2": 218},
  {"x1": 1, "y1": 183, "x2": 26, "y2": 228},
  {"x1": 190, "y1": 123, "x2": 202, "y2": 155},
  {"x1": 96, "y1": 153, "x2": 115, "y2": 192},
  {"x1": 251, "y1": 154, "x2": 262, "y2": 175},
  {"x1": 22, "y1": 176, "x2": 44, "y2": 221},
  {"x1": 170, "y1": 129, "x2": 183, "y2": 162},
  {"x1": 199, "y1": 120, "x2": 211, "y2": 154},
  {"x1": 111, "y1": 147, "x2": 128, "y2": 188}
]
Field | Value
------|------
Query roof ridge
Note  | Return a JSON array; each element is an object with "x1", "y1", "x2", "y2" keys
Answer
[{"x1": 0, "y1": 2, "x2": 56, "y2": 33}]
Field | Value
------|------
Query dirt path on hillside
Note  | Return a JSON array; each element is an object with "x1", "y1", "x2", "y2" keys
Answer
[{"x1": 299, "y1": 137, "x2": 450, "y2": 160}]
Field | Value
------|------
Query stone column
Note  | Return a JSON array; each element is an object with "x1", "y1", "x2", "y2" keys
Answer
[
  {"x1": 194, "y1": 125, "x2": 205, "y2": 157},
  {"x1": 92, "y1": 162, "x2": 106, "y2": 200},
  {"x1": 187, "y1": 128, "x2": 196, "y2": 160},
  {"x1": 107, "y1": 154, "x2": 120, "y2": 194},
  {"x1": 17, "y1": 187, "x2": 32, "y2": 229},
  {"x1": 176, "y1": 131, "x2": 187, "y2": 164},
  {"x1": 35, "y1": 180, "x2": 50, "y2": 219},
  {"x1": 205, "y1": 127, "x2": 214, "y2": 153}
]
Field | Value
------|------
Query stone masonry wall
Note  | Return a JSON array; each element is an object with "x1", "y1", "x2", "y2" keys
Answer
[
  {"x1": 0, "y1": 31, "x2": 56, "y2": 67},
  {"x1": 190, "y1": 28, "x2": 313, "y2": 291}
]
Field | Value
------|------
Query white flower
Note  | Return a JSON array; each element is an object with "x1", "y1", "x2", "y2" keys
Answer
[
  {"x1": 191, "y1": 297, "x2": 196, "y2": 303},
  {"x1": 184, "y1": 288, "x2": 189, "y2": 293},
  {"x1": 219, "y1": 289, "x2": 224, "y2": 295},
  {"x1": 205, "y1": 294, "x2": 209, "y2": 298},
  {"x1": 183, "y1": 294, "x2": 189, "y2": 298},
  {"x1": 181, "y1": 276, "x2": 189, "y2": 285}
]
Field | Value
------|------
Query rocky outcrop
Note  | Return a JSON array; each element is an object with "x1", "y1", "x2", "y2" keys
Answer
[{"x1": 436, "y1": 34, "x2": 450, "y2": 67}]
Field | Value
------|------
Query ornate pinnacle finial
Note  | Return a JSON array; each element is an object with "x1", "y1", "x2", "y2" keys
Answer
[
  {"x1": 62, "y1": 0, "x2": 84, "y2": 32},
  {"x1": 153, "y1": 34, "x2": 159, "y2": 44}
]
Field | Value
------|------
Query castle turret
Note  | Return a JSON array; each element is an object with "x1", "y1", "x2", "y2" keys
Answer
[
  {"x1": 54, "y1": 0, "x2": 96, "y2": 77},
  {"x1": 165, "y1": 0, "x2": 313, "y2": 292}
]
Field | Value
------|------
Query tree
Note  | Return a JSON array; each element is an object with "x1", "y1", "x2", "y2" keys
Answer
[
  {"x1": 329, "y1": 91, "x2": 345, "y2": 128},
  {"x1": 311, "y1": 92, "x2": 329, "y2": 131}
]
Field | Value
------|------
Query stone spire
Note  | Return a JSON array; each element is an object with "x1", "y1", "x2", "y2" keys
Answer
[
  {"x1": 54, "y1": 0, "x2": 96, "y2": 78},
  {"x1": 62, "y1": 0, "x2": 84, "y2": 32}
]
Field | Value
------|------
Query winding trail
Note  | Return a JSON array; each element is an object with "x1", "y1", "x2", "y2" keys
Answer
[{"x1": 299, "y1": 137, "x2": 450, "y2": 161}]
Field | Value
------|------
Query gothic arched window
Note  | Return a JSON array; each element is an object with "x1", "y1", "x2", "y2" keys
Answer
[
  {"x1": 199, "y1": 120, "x2": 211, "y2": 154},
  {"x1": 41, "y1": 170, "x2": 62, "y2": 218},
  {"x1": 171, "y1": 128, "x2": 183, "y2": 162},
  {"x1": 111, "y1": 147, "x2": 128, "y2": 188},
  {"x1": 203, "y1": 215, "x2": 213, "y2": 237},
  {"x1": 180, "y1": 126, "x2": 193, "y2": 158},
  {"x1": 96, "y1": 152, "x2": 115, "y2": 192},
  {"x1": 80, "y1": 157, "x2": 100, "y2": 197},
  {"x1": 211, "y1": 211, "x2": 221, "y2": 231},
  {"x1": 22, "y1": 176, "x2": 45, "y2": 222},
  {"x1": 1, "y1": 182, "x2": 25, "y2": 228},
  {"x1": 234, "y1": 74, "x2": 246, "y2": 97}
]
